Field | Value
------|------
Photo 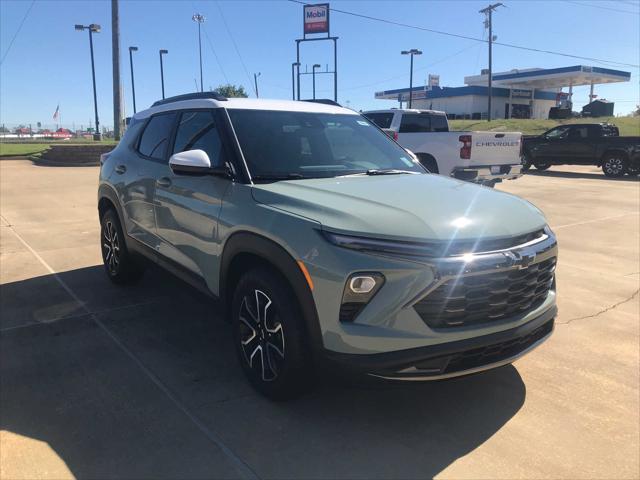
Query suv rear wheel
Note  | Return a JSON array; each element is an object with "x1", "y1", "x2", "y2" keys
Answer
[
  {"x1": 100, "y1": 209, "x2": 144, "y2": 284},
  {"x1": 231, "y1": 267, "x2": 311, "y2": 399},
  {"x1": 602, "y1": 154, "x2": 628, "y2": 177}
]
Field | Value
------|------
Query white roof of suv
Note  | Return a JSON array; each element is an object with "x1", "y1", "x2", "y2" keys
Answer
[{"x1": 133, "y1": 96, "x2": 358, "y2": 121}]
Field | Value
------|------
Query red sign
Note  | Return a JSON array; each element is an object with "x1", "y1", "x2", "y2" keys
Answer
[{"x1": 304, "y1": 3, "x2": 329, "y2": 34}]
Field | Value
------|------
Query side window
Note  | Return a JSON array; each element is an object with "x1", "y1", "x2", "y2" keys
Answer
[
  {"x1": 138, "y1": 113, "x2": 176, "y2": 160},
  {"x1": 363, "y1": 112, "x2": 394, "y2": 129},
  {"x1": 546, "y1": 126, "x2": 570, "y2": 139},
  {"x1": 430, "y1": 115, "x2": 449, "y2": 132},
  {"x1": 173, "y1": 111, "x2": 225, "y2": 166},
  {"x1": 399, "y1": 114, "x2": 431, "y2": 133},
  {"x1": 568, "y1": 126, "x2": 588, "y2": 139}
]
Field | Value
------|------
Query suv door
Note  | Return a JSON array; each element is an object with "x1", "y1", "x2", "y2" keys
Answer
[
  {"x1": 154, "y1": 109, "x2": 232, "y2": 278},
  {"x1": 122, "y1": 111, "x2": 177, "y2": 249}
]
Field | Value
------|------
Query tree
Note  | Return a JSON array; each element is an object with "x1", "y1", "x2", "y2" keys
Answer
[
  {"x1": 634, "y1": 105, "x2": 640, "y2": 117},
  {"x1": 213, "y1": 84, "x2": 248, "y2": 98}
]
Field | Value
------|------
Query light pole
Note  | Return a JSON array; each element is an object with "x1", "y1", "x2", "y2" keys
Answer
[
  {"x1": 159, "y1": 49, "x2": 168, "y2": 99},
  {"x1": 254, "y1": 72, "x2": 261, "y2": 98},
  {"x1": 128, "y1": 46, "x2": 138, "y2": 113},
  {"x1": 401, "y1": 49, "x2": 422, "y2": 109},
  {"x1": 192, "y1": 13, "x2": 205, "y2": 92},
  {"x1": 312, "y1": 64, "x2": 321, "y2": 100},
  {"x1": 75, "y1": 23, "x2": 102, "y2": 140},
  {"x1": 291, "y1": 62, "x2": 300, "y2": 100}
]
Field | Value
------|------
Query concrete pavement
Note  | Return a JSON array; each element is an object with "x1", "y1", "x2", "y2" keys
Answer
[{"x1": 1, "y1": 158, "x2": 638, "y2": 479}]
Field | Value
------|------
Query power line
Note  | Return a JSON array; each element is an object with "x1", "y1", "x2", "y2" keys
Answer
[
  {"x1": 565, "y1": 0, "x2": 640, "y2": 14},
  {"x1": 0, "y1": 0, "x2": 36, "y2": 66},
  {"x1": 214, "y1": 1, "x2": 254, "y2": 88},
  {"x1": 202, "y1": 27, "x2": 230, "y2": 84},
  {"x1": 338, "y1": 43, "x2": 480, "y2": 92},
  {"x1": 288, "y1": 0, "x2": 639, "y2": 69}
]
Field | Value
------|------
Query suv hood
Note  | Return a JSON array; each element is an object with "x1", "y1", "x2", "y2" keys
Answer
[{"x1": 251, "y1": 174, "x2": 546, "y2": 242}]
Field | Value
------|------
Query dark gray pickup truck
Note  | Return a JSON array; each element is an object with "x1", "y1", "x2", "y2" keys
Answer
[{"x1": 522, "y1": 123, "x2": 640, "y2": 177}]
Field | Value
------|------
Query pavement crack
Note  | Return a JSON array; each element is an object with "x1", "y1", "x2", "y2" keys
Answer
[{"x1": 558, "y1": 288, "x2": 639, "y2": 325}]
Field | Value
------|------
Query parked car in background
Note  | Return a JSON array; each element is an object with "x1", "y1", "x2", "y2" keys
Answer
[
  {"x1": 363, "y1": 109, "x2": 524, "y2": 186},
  {"x1": 522, "y1": 123, "x2": 640, "y2": 177},
  {"x1": 99, "y1": 93, "x2": 557, "y2": 399}
]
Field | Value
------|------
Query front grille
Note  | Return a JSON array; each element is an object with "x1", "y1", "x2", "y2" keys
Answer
[
  {"x1": 414, "y1": 257, "x2": 556, "y2": 329},
  {"x1": 443, "y1": 319, "x2": 553, "y2": 374}
]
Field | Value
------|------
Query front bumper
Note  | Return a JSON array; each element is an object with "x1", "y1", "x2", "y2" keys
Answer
[
  {"x1": 322, "y1": 306, "x2": 555, "y2": 381},
  {"x1": 452, "y1": 164, "x2": 523, "y2": 183}
]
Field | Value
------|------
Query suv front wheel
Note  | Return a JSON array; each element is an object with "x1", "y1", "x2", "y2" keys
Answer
[{"x1": 231, "y1": 267, "x2": 311, "y2": 399}]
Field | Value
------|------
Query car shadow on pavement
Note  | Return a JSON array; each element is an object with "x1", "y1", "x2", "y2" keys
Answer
[
  {"x1": 526, "y1": 169, "x2": 639, "y2": 181},
  {"x1": 1, "y1": 265, "x2": 527, "y2": 479}
]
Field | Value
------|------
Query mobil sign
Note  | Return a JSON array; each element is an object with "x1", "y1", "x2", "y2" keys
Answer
[{"x1": 304, "y1": 3, "x2": 329, "y2": 34}]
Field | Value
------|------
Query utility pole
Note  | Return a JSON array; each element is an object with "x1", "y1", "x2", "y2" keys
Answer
[
  {"x1": 111, "y1": 0, "x2": 122, "y2": 139},
  {"x1": 254, "y1": 72, "x2": 261, "y2": 98},
  {"x1": 480, "y1": 3, "x2": 503, "y2": 122}
]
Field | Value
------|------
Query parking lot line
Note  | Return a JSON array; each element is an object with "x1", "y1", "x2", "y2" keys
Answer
[
  {"x1": 551, "y1": 211, "x2": 638, "y2": 230},
  {"x1": 5, "y1": 223, "x2": 261, "y2": 480}
]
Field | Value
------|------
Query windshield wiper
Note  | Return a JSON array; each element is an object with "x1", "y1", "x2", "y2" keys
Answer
[
  {"x1": 251, "y1": 173, "x2": 307, "y2": 182},
  {"x1": 365, "y1": 169, "x2": 420, "y2": 176}
]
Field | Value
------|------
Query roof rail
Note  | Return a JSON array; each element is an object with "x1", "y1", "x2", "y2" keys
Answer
[
  {"x1": 302, "y1": 99, "x2": 342, "y2": 107},
  {"x1": 152, "y1": 92, "x2": 227, "y2": 107}
]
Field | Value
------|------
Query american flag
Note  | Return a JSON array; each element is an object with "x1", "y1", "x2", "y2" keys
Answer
[{"x1": 53, "y1": 104, "x2": 60, "y2": 120}]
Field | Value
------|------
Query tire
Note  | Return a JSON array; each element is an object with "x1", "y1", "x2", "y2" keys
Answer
[
  {"x1": 601, "y1": 154, "x2": 628, "y2": 178},
  {"x1": 521, "y1": 154, "x2": 532, "y2": 172},
  {"x1": 534, "y1": 163, "x2": 551, "y2": 171},
  {"x1": 100, "y1": 209, "x2": 144, "y2": 284},
  {"x1": 418, "y1": 155, "x2": 439, "y2": 174},
  {"x1": 231, "y1": 267, "x2": 312, "y2": 400}
]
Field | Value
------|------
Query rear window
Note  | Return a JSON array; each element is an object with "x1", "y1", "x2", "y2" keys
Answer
[
  {"x1": 138, "y1": 113, "x2": 176, "y2": 160},
  {"x1": 430, "y1": 114, "x2": 449, "y2": 132},
  {"x1": 363, "y1": 112, "x2": 394, "y2": 129},
  {"x1": 399, "y1": 113, "x2": 449, "y2": 133},
  {"x1": 399, "y1": 114, "x2": 431, "y2": 133}
]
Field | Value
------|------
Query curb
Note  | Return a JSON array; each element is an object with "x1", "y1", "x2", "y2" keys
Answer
[{"x1": 29, "y1": 155, "x2": 100, "y2": 167}]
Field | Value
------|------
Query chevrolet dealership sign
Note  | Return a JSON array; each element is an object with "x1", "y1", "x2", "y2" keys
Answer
[{"x1": 304, "y1": 3, "x2": 329, "y2": 34}]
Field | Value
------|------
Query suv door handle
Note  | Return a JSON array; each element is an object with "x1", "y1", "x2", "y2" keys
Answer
[
  {"x1": 115, "y1": 165, "x2": 126, "y2": 174},
  {"x1": 157, "y1": 177, "x2": 172, "y2": 188}
]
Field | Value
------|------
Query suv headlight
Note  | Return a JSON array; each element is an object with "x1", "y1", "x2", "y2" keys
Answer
[{"x1": 322, "y1": 231, "x2": 441, "y2": 257}]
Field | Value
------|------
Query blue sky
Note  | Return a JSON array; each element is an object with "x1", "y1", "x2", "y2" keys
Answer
[{"x1": 1, "y1": 0, "x2": 638, "y2": 129}]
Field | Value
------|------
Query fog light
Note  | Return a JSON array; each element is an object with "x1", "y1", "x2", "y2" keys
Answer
[
  {"x1": 340, "y1": 273, "x2": 385, "y2": 322},
  {"x1": 349, "y1": 276, "x2": 376, "y2": 294}
]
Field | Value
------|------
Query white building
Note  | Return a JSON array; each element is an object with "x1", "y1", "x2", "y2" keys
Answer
[{"x1": 374, "y1": 65, "x2": 631, "y2": 120}]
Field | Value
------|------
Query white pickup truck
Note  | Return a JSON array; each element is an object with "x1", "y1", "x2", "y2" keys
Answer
[{"x1": 362, "y1": 109, "x2": 523, "y2": 185}]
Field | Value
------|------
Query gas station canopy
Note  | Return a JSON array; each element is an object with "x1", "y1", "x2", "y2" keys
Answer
[{"x1": 464, "y1": 65, "x2": 631, "y2": 89}]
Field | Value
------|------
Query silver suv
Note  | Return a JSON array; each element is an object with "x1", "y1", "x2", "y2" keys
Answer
[{"x1": 98, "y1": 93, "x2": 558, "y2": 399}]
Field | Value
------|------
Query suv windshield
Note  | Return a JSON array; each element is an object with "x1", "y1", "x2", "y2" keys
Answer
[{"x1": 228, "y1": 110, "x2": 425, "y2": 181}]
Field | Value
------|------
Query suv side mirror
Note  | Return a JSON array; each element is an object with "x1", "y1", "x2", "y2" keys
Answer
[
  {"x1": 169, "y1": 149, "x2": 211, "y2": 174},
  {"x1": 169, "y1": 149, "x2": 232, "y2": 179}
]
